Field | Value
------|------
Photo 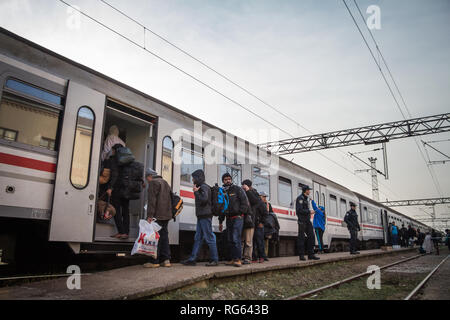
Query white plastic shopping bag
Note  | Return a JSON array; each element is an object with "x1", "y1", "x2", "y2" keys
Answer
[{"x1": 131, "y1": 219, "x2": 162, "y2": 258}]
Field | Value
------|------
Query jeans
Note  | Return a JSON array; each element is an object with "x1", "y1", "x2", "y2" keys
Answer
[
  {"x1": 226, "y1": 216, "x2": 244, "y2": 260},
  {"x1": 189, "y1": 218, "x2": 219, "y2": 262},
  {"x1": 112, "y1": 197, "x2": 130, "y2": 234},
  {"x1": 297, "y1": 220, "x2": 314, "y2": 256},
  {"x1": 149, "y1": 219, "x2": 170, "y2": 264},
  {"x1": 315, "y1": 228, "x2": 324, "y2": 251},
  {"x1": 392, "y1": 234, "x2": 398, "y2": 246},
  {"x1": 253, "y1": 226, "x2": 267, "y2": 259}
]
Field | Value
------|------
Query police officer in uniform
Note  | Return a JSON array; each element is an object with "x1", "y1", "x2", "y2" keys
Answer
[
  {"x1": 344, "y1": 202, "x2": 361, "y2": 255},
  {"x1": 296, "y1": 185, "x2": 320, "y2": 261}
]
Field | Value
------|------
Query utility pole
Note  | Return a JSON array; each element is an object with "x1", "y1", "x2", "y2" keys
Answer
[{"x1": 369, "y1": 157, "x2": 379, "y2": 201}]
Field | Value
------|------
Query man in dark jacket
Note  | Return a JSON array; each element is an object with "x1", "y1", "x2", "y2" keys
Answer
[
  {"x1": 261, "y1": 192, "x2": 280, "y2": 258},
  {"x1": 344, "y1": 203, "x2": 361, "y2": 254},
  {"x1": 218, "y1": 173, "x2": 249, "y2": 267},
  {"x1": 107, "y1": 144, "x2": 130, "y2": 240},
  {"x1": 407, "y1": 225, "x2": 416, "y2": 247},
  {"x1": 181, "y1": 169, "x2": 219, "y2": 267},
  {"x1": 296, "y1": 185, "x2": 320, "y2": 261},
  {"x1": 143, "y1": 169, "x2": 172, "y2": 268},
  {"x1": 242, "y1": 179, "x2": 268, "y2": 263},
  {"x1": 400, "y1": 225, "x2": 408, "y2": 247},
  {"x1": 417, "y1": 228, "x2": 425, "y2": 250}
]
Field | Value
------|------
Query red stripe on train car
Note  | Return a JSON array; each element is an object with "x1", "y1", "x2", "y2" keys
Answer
[
  {"x1": 0, "y1": 152, "x2": 56, "y2": 173},
  {"x1": 273, "y1": 208, "x2": 289, "y2": 215},
  {"x1": 327, "y1": 217, "x2": 343, "y2": 223},
  {"x1": 180, "y1": 189, "x2": 195, "y2": 199},
  {"x1": 363, "y1": 224, "x2": 383, "y2": 230}
]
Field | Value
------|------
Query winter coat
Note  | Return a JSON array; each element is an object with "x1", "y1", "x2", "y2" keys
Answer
[
  {"x1": 218, "y1": 184, "x2": 249, "y2": 224},
  {"x1": 391, "y1": 225, "x2": 398, "y2": 236},
  {"x1": 264, "y1": 211, "x2": 280, "y2": 240},
  {"x1": 246, "y1": 188, "x2": 268, "y2": 227},
  {"x1": 408, "y1": 227, "x2": 416, "y2": 238},
  {"x1": 344, "y1": 209, "x2": 360, "y2": 231},
  {"x1": 296, "y1": 193, "x2": 311, "y2": 223},
  {"x1": 312, "y1": 200, "x2": 326, "y2": 231},
  {"x1": 147, "y1": 176, "x2": 172, "y2": 221},
  {"x1": 191, "y1": 169, "x2": 212, "y2": 219}
]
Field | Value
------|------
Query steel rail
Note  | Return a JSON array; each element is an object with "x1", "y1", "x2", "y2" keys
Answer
[
  {"x1": 285, "y1": 254, "x2": 424, "y2": 300},
  {"x1": 404, "y1": 254, "x2": 449, "y2": 300}
]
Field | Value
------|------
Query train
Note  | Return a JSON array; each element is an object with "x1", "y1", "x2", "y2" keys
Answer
[{"x1": 0, "y1": 27, "x2": 429, "y2": 264}]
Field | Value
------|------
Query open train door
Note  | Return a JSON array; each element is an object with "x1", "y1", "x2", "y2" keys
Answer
[{"x1": 49, "y1": 81, "x2": 105, "y2": 243}]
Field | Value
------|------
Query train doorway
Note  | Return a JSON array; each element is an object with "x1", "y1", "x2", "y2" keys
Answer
[{"x1": 94, "y1": 100, "x2": 156, "y2": 243}]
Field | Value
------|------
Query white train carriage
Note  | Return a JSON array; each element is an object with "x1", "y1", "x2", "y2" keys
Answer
[{"x1": 0, "y1": 28, "x2": 429, "y2": 263}]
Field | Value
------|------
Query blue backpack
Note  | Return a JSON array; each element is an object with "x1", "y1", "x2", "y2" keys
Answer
[{"x1": 211, "y1": 184, "x2": 229, "y2": 217}]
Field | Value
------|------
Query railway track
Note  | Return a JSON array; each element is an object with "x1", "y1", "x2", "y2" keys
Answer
[{"x1": 286, "y1": 253, "x2": 449, "y2": 300}]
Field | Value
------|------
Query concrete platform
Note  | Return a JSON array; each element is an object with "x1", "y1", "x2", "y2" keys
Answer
[{"x1": 0, "y1": 248, "x2": 416, "y2": 300}]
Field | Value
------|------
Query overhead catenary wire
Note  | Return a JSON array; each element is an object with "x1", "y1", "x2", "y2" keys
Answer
[
  {"x1": 57, "y1": 0, "x2": 428, "y2": 224},
  {"x1": 59, "y1": 0, "x2": 388, "y2": 198},
  {"x1": 96, "y1": 0, "x2": 409, "y2": 202},
  {"x1": 57, "y1": 0, "x2": 293, "y2": 138},
  {"x1": 346, "y1": 0, "x2": 444, "y2": 198}
]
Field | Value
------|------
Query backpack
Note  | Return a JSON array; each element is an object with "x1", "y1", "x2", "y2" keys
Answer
[
  {"x1": 116, "y1": 146, "x2": 135, "y2": 166},
  {"x1": 170, "y1": 190, "x2": 183, "y2": 221},
  {"x1": 119, "y1": 161, "x2": 144, "y2": 200},
  {"x1": 210, "y1": 184, "x2": 229, "y2": 217}
]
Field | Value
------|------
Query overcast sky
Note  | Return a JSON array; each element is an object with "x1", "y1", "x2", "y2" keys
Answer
[{"x1": 1, "y1": 0, "x2": 449, "y2": 228}]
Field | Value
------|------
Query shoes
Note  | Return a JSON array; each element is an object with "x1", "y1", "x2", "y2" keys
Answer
[
  {"x1": 120, "y1": 234, "x2": 129, "y2": 240},
  {"x1": 225, "y1": 260, "x2": 235, "y2": 266},
  {"x1": 161, "y1": 260, "x2": 172, "y2": 267},
  {"x1": 205, "y1": 261, "x2": 219, "y2": 267},
  {"x1": 350, "y1": 251, "x2": 360, "y2": 255},
  {"x1": 299, "y1": 256, "x2": 306, "y2": 261},
  {"x1": 251, "y1": 260, "x2": 258, "y2": 263},
  {"x1": 143, "y1": 263, "x2": 160, "y2": 268},
  {"x1": 308, "y1": 255, "x2": 320, "y2": 260},
  {"x1": 110, "y1": 233, "x2": 122, "y2": 238},
  {"x1": 181, "y1": 259, "x2": 196, "y2": 266},
  {"x1": 258, "y1": 258, "x2": 264, "y2": 263},
  {"x1": 264, "y1": 258, "x2": 269, "y2": 262},
  {"x1": 232, "y1": 260, "x2": 242, "y2": 267},
  {"x1": 242, "y1": 259, "x2": 251, "y2": 265}
]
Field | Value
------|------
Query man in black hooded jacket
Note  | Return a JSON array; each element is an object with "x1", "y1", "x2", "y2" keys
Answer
[{"x1": 181, "y1": 169, "x2": 219, "y2": 266}]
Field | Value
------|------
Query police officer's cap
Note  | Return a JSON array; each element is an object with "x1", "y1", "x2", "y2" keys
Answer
[
  {"x1": 350, "y1": 202, "x2": 357, "y2": 207},
  {"x1": 302, "y1": 185, "x2": 312, "y2": 192}
]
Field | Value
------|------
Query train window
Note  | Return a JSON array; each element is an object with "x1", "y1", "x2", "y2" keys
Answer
[
  {"x1": 0, "y1": 93, "x2": 60, "y2": 151},
  {"x1": 219, "y1": 155, "x2": 242, "y2": 185},
  {"x1": 363, "y1": 207, "x2": 368, "y2": 222},
  {"x1": 180, "y1": 140, "x2": 204, "y2": 184},
  {"x1": 0, "y1": 127, "x2": 18, "y2": 141},
  {"x1": 329, "y1": 194, "x2": 338, "y2": 217},
  {"x1": 161, "y1": 136, "x2": 174, "y2": 187},
  {"x1": 5, "y1": 79, "x2": 63, "y2": 105},
  {"x1": 340, "y1": 199, "x2": 347, "y2": 218},
  {"x1": 278, "y1": 176, "x2": 292, "y2": 207},
  {"x1": 70, "y1": 107, "x2": 95, "y2": 189},
  {"x1": 252, "y1": 166, "x2": 270, "y2": 199},
  {"x1": 321, "y1": 193, "x2": 326, "y2": 208}
]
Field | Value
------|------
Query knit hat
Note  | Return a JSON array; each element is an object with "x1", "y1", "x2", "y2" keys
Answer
[
  {"x1": 242, "y1": 179, "x2": 252, "y2": 187},
  {"x1": 319, "y1": 205, "x2": 325, "y2": 211}
]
